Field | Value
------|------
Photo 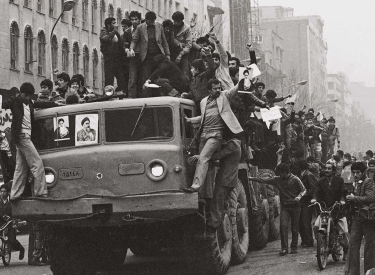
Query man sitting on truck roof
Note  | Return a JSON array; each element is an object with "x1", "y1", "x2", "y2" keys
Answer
[{"x1": 183, "y1": 79, "x2": 243, "y2": 194}]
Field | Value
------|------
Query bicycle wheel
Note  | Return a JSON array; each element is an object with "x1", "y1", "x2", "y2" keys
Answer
[
  {"x1": 0, "y1": 238, "x2": 11, "y2": 266},
  {"x1": 317, "y1": 233, "x2": 328, "y2": 270}
]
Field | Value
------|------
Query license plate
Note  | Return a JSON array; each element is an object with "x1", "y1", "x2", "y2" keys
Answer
[{"x1": 58, "y1": 168, "x2": 83, "y2": 180}]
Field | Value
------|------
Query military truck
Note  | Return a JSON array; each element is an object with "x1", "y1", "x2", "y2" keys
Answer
[{"x1": 12, "y1": 97, "x2": 273, "y2": 275}]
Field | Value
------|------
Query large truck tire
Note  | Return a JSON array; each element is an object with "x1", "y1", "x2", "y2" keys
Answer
[
  {"x1": 248, "y1": 199, "x2": 269, "y2": 250},
  {"x1": 49, "y1": 227, "x2": 98, "y2": 275},
  {"x1": 130, "y1": 240, "x2": 162, "y2": 257},
  {"x1": 184, "y1": 214, "x2": 233, "y2": 275},
  {"x1": 229, "y1": 179, "x2": 249, "y2": 265}
]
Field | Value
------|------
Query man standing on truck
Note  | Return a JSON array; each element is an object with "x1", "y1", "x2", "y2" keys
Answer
[
  {"x1": 249, "y1": 163, "x2": 306, "y2": 256},
  {"x1": 184, "y1": 79, "x2": 243, "y2": 193},
  {"x1": 2, "y1": 83, "x2": 60, "y2": 200}
]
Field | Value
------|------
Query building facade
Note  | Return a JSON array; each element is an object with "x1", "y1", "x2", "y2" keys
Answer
[
  {"x1": 0, "y1": 0, "x2": 214, "y2": 94},
  {"x1": 259, "y1": 6, "x2": 328, "y2": 109}
]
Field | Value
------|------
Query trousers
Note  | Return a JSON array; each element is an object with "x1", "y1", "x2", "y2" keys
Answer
[
  {"x1": 191, "y1": 131, "x2": 222, "y2": 191},
  {"x1": 208, "y1": 185, "x2": 233, "y2": 229},
  {"x1": 104, "y1": 58, "x2": 126, "y2": 92},
  {"x1": 128, "y1": 54, "x2": 143, "y2": 98},
  {"x1": 11, "y1": 135, "x2": 47, "y2": 199},
  {"x1": 345, "y1": 217, "x2": 375, "y2": 275},
  {"x1": 280, "y1": 206, "x2": 301, "y2": 251},
  {"x1": 299, "y1": 205, "x2": 314, "y2": 245}
]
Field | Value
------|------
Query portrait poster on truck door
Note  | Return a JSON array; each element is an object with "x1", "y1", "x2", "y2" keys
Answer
[
  {"x1": 54, "y1": 116, "x2": 70, "y2": 141},
  {"x1": 75, "y1": 113, "x2": 98, "y2": 146}
]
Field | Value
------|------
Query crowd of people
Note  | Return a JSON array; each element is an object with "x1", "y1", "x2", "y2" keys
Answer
[{"x1": 0, "y1": 9, "x2": 374, "y2": 273}]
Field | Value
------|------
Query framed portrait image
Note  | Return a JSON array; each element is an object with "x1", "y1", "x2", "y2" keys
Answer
[
  {"x1": 75, "y1": 114, "x2": 99, "y2": 146},
  {"x1": 54, "y1": 116, "x2": 70, "y2": 141}
]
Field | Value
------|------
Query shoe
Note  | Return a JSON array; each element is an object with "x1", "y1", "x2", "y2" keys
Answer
[
  {"x1": 290, "y1": 249, "x2": 298, "y2": 254},
  {"x1": 19, "y1": 246, "x2": 25, "y2": 260},
  {"x1": 183, "y1": 187, "x2": 197, "y2": 193},
  {"x1": 279, "y1": 249, "x2": 288, "y2": 256}
]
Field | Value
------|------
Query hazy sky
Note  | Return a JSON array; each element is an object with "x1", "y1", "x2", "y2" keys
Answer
[{"x1": 259, "y1": 0, "x2": 375, "y2": 87}]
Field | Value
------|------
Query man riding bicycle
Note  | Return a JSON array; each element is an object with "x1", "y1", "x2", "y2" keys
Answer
[
  {"x1": 0, "y1": 184, "x2": 25, "y2": 261},
  {"x1": 311, "y1": 160, "x2": 349, "y2": 261}
]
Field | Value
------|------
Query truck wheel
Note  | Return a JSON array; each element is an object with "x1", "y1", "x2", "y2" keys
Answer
[
  {"x1": 184, "y1": 214, "x2": 233, "y2": 275},
  {"x1": 49, "y1": 228, "x2": 98, "y2": 275},
  {"x1": 248, "y1": 199, "x2": 269, "y2": 250},
  {"x1": 268, "y1": 198, "x2": 280, "y2": 242},
  {"x1": 229, "y1": 179, "x2": 249, "y2": 265},
  {"x1": 130, "y1": 241, "x2": 162, "y2": 257}
]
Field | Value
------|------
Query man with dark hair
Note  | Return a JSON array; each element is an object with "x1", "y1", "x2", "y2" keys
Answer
[
  {"x1": 228, "y1": 57, "x2": 241, "y2": 68},
  {"x1": 124, "y1": 11, "x2": 142, "y2": 98},
  {"x1": 129, "y1": 11, "x2": 170, "y2": 92},
  {"x1": 2, "y1": 83, "x2": 60, "y2": 200},
  {"x1": 311, "y1": 160, "x2": 349, "y2": 260},
  {"x1": 55, "y1": 72, "x2": 70, "y2": 98},
  {"x1": 250, "y1": 163, "x2": 306, "y2": 255},
  {"x1": 366, "y1": 150, "x2": 374, "y2": 162},
  {"x1": 181, "y1": 47, "x2": 215, "y2": 105},
  {"x1": 171, "y1": 11, "x2": 192, "y2": 78},
  {"x1": 254, "y1": 82, "x2": 265, "y2": 99},
  {"x1": 345, "y1": 161, "x2": 375, "y2": 274},
  {"x1": 184, "y1": 80, "x2": 243, "y2": 194},
  {"x1": 208, "y1": 33, "x2": 233, "y2": 91},
  {"x1": 38, "y1": 79, "x2": 54, "y2": 102},
  {"x1": 100, "y1": 17, "x2": 126, "y2": 93},
  {"x1": 298, "y1": 159, "x2": 317, "y2": 247},
  {"x1": 327, "y1": 117, "x2": 340, "y2": 159},
  {"x1": 263, "y1": 89, "x2": 291, "y2": 107}
]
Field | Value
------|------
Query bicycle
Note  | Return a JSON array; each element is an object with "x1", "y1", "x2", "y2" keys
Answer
[
  {"x1": 309, "y1": 201, "x2": 344, "y2": 270},
  {"x1": 0, "y1": 215, "x2": 27, "y2": 266}
]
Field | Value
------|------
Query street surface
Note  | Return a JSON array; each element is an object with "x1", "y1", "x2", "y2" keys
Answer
[{"x1": 0, "y1": 233, "x2": 365, "y2": 275}]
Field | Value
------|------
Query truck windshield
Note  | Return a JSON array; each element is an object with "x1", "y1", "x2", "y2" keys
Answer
[{"x1": 105, "y1": 106, "x2": 173, "y2": 142}]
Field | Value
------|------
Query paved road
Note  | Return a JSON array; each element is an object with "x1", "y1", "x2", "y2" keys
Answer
[{"x1": 1, "y1": 234, "x2": 364, "y2": 275}]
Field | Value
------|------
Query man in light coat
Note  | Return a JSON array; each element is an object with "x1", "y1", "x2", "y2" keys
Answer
[
  {"x1": 129, "y1": 11, "x2": 170, "y2": 91},
  {"x1": 184, "y1": 79, "x2": 243, "y2": 193}
]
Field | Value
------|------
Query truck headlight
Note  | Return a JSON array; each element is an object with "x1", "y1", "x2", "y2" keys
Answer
[
  {"x1": 151, "y1": 164, "x2": 164, "y2": 177},
  {"x1": 45, "y1": 172, "x2": 55, "y2": 184},
  {"x1": 44, "y1": 168, "x2": 58, "y2": 189},
  {"x1": 146, "y1": 160, "x2": 167, "y2": 181}
]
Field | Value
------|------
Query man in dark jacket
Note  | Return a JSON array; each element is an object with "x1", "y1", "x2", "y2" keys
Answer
[
  {"x1": 100, "y1": 17, "x2": 126, "y2": 92},
  {"x1": 311, "y1": 160, "x2": 348, "y2": 259},
  {"x1": 345, "y1": 162, "x2": 375, "y2": 275},
  {"x1": 2, "y1": 83, "x2": 59, "y2": 200},
  {"x1": 146, "y1": 54, "x2": 189, "y2": 96},
  {"x1": 123, "y1": 11, "x2": 142, "y2": 98},
  {"x1": 298, "y1": 159, "x2": 317, "y2": 247},
  {"x1": 250, "y1": 163, "x2": 306, "y2": 255}
]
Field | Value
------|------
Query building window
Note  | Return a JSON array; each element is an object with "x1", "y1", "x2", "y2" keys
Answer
[
  {"x1": 100, "y1": 0, "x2": 105, "y2": 28},
  {"x1": 72, "y1": 0, "x2": 78, "y2": 26},
  {"x1": 108, "y1": 3, "x2": 114, "y2": 18},
  {"x1": 49, "y1": 0, "x2": 55, "y2": 17},
  {"x1": 10, "y1": 22, "x2": 19, "y2": 70},
  {"x1": 82, "y1": 0, "x2": 89, "y2": 29},
  {"x1": 37, "y1": 0, "x2": 43, "y2": 12},
  {"x1": 37, "y1": 31, "x2": 46, "y2": 75},
  {"x1": 83, "y1": 46, "x2": 89, "y2": 84},
  {"x1": 328, "y1": 82, "x2": 335, "y2": 89},
  {"x1": 92, "y1": 49, "x2": 98, "y2": 88},
  {"x1": 116, "y1": 8, "x2": 122, "y2": 31},
  {"x1": 62, "y1": 38, "x2": 69, "y2": 73},
  {"x1": 24, "y1": 26, "x2": 33, "y2": 73},
  {"x1": 24, "y1": 0, "x2": 31, "y2": 8},
  {"x1": 73, "y1": 42, "x2": 80, "y2": 75},
  {"x1": 92, "y1": 0, "x2": 97, "y2": 33},
  {"x1": 51, "y1": 35, "x2": 58, "y2": 73}
]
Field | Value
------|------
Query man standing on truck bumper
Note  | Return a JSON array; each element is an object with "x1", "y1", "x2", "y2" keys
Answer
[
  {"x1": 2, "y1": 83, "x2": 59, "y2": 200},
  {"x1": 184, "y1": 79, "x2": 243, "y2": 193},
  {"x1": 250, "y1": 163, "x2": 306, "y2": 255}
]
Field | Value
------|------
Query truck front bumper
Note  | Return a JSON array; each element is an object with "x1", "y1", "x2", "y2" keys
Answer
[{"x1": 12, "y1": 192, "x2": 198, "y2": 226}]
